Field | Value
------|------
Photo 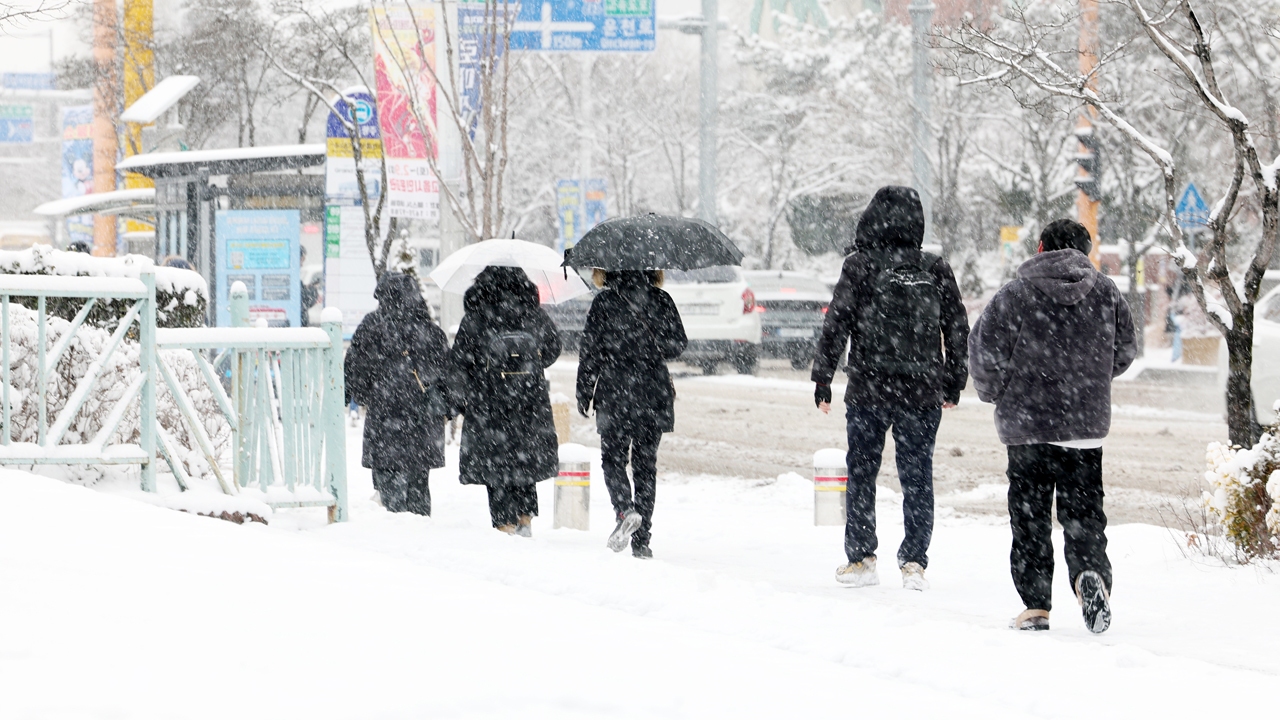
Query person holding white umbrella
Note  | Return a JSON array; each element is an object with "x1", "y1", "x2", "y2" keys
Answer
[{"x1": 434, "y1": 240, "x2": 576, "y2": 537}]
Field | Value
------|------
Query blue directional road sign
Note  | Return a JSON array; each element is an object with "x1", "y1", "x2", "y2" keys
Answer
[
  {"x1": 510, "y1": 0, "x2": 655, "y2": 52},
  {"x1": 1176, "y1": 183, "x2": 1210, "y2": 232}
]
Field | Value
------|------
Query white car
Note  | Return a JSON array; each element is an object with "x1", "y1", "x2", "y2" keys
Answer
[
  {"x1": 1238, "y1": 284, "x2": 1280, "y2": 425},
  {"x1": 663, "y1": 265, "x2": 763, "y2": 374}
]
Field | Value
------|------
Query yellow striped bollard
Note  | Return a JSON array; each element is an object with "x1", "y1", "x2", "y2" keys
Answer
[
  {"x1": 554, "y1": 443, "x2": 592, "y2": 530},
  {"x1": 813, "y1": 448, "x2": 847, "y2": 526}
]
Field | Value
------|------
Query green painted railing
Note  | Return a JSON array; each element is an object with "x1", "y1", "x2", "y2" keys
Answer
[{"x1": 0, "y1": 273, "x2": 348, "y2": 522}]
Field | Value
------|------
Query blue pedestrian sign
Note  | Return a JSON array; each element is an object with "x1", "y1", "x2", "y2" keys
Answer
[
  {"x1": 510, "y1": 0, "x2": 655, "y2": 52},
  {"x1": 1176, "y1": 183, "x2": 1210, "y2": 232}
]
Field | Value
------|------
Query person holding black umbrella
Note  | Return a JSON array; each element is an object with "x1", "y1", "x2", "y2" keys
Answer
[
  {"x1": 576, "y1": 269, "x2": 687, "y2": 559},
  {"x1": 447, "y1": 265, "x2": 561, "y2": 536}
]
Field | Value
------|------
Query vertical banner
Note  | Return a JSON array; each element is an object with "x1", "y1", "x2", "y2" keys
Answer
[
  {"x1": 324, "y1": 201, "x2": 382, "y2": 338},
  {"x1": 61, "y1": 106, "x2": 95, "y2": 249},
  {"x1": 215, "y1": 210, "x2": 301, "y2": 328},
  {"x1": 556, "y1": 180, "x2": 581, "y2": 254},
  {"x1": 371, "y1": 6, "x2": 440, "y2": 221},
  {"x1": 583, "y1": 178, "x2": 608, "y2": 233}
]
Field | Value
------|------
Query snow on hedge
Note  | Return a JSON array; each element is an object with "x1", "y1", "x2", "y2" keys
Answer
[
  {"x1": 2, "y1": 301, "x2": 229, "y2": 490},
  {"x1": 1204, "y1": 423, "x2": 1280, "y2": 559},
  {"x1": 0, "y1": 245, "x2": 208, "y2": 328}
]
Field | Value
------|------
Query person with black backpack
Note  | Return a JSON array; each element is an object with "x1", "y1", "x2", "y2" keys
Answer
[
  {"x1": 811, "y1": 185, "x2": 970, "y2": 591},
  {"x1": 447, "y1": 265, "x2": 561, "y2": 536},
  {"x1": 577, "y1": 269, "x2": 687, "y2": 559},
  {"x1": 344, "y1": 273, "x2": 451, "y2": 515}
]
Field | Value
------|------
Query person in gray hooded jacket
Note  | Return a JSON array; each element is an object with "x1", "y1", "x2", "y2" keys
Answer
[{"x1": 969, "y1": 219, "x2": 1136, "y2": 634}]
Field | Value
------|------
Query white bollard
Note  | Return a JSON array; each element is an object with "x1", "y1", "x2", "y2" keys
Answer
[
  {"x1": 554, "y1": 443, "x2": 592, "y2": 530},
  {"x1": 813, "y1": 448, "x2": 848, "y2": 527}
]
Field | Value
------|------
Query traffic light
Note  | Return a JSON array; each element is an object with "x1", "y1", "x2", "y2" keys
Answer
[{"x1": 1074, "y1": 127, "x2": 1102, "y2": 201}]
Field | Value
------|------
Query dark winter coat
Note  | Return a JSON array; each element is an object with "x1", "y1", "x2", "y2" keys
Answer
[
  {"x1": 577, "y1": 273, "x2": 688, "y2": 433},
  {"x1": 811, "y1": 186, "x2": 970, "y2": 407},
  {"x1": 447, "y1": 266, "x2": 561, "y2": 486},
  {"x1": 968, "y1": 249, "x2": 1137, "y2": 445},
  {"x1": 344, "y1": 273, "x2": 450, "y2": 471}
]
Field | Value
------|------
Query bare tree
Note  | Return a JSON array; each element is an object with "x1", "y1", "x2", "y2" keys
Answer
[
  {"x1": 940, "y1": 0, "x2": 1280, "y2": 446},
  {"x1": 0, "y1": 0, "x2": 79, "y2": 29}
]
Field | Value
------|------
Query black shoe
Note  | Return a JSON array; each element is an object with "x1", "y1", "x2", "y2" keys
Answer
[
  {"x1": 632, "y1": 542, "x2": 653, "y2": 559},
  {"x1": 1075, "y1": 570, "x2": 1111, "y2": 634}
]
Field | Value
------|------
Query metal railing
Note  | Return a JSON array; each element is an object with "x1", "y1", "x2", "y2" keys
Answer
[{"x1": 0, "y1": 273, "x2": 348, "y2": 522}]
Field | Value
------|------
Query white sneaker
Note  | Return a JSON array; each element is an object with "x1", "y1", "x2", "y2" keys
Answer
[
  {"x1": 835, "y1": 556, "x2": 879, "y2": 587},
  {"x1": 901, "y1": 562, "x2": 929, "y2": 591},
  {"x1": 607, "y1": 511, "x2": 642, "y2": 553}
]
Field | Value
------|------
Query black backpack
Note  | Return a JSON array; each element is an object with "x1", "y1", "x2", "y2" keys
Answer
[
  {"x1": 858, "y1": 250, "x2": 943, "y2": 374},
  {"x1": 486, "y1": 331, "x2": 540, "y2": 378}
]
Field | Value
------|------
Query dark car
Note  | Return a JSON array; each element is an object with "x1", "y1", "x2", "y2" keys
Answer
[{"x1": 744, "y1": 271, "x2": 832, "y2": 370}]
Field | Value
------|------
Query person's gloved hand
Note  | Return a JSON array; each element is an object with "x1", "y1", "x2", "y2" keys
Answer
[
  {"x1": 814, "y1": 383, "x2": 831, "y2": 408},
  {"x1": 578, "y1": 396, "x2": 592, "y2": 418}
]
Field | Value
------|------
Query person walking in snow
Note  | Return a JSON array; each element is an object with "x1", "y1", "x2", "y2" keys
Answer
[
  {"x1": 344, "y1": 273, "x2": 451, "y2": 516},
  {"x1": 811, "y1": 185, "x2": 970, "y2": 591},
  {"x1": 577, "y1": 270, "x2": 687, "y2": 559},
  {"x1": 447, "y1": 266, "x2": 561, "y2": 537},
  {"x1": 969, "y1": 219, "x2": 1136, "y2": 634}
]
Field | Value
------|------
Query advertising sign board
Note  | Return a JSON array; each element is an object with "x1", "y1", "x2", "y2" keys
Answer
[
  {"x1": 325, "y1": 90, "x2": 383, "y2": 199},
  {"x1": 323, "y1": 202, "x2": 381, "y2": 338},
  {"x1": 0, "y1": 104, "x2": 34, "y2": 143},
  {"x1": 371, "y1": 6, "x2": 440, "y2": 220},
  {"x1": 215, "y1": 210, "x2": 301, "y2": 328},
  {"x1": 60, "y1": 105, "x2": 94, "y2": 248}
]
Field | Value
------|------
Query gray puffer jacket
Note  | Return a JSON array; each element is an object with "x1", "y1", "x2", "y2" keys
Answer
[{"x1": 968, "y1": 249, "x2": 1137, "y2": 445}]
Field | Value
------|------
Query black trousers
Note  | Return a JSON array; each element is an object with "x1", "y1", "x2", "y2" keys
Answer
[
  {"x1": 600, "y1": 421, "x2": 661, "y2": 547},
  {"x1": 372, "y1": 468, "x2": 431, "y2": 516},
  {"x1": 845, "y1": 404, "x2": 941, "y2": 567},
  {"x1": 1007, "y1": 444, "x2": 1112, "y2": 611},
  {"x1": 487, "y1": 484, "x2": 538, "y2": 527}
]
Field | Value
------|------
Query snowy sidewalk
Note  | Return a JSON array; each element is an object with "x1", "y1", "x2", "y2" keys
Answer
[{"x1": 1, "y1": 433, "x2": 1276, "y2": 718}]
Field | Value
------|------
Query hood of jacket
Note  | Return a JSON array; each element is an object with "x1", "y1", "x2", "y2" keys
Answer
[
  {"x1": 853, "y1": 186, "x2": 925, "y2": 251},
  {"x1": 464, "y1": 265, "x2": 539, "y2": 316},
  {"x1": 374, "y1": 273, "x2": 429, "y2": 315},
  {"x1": 1017, "y1": 249, "x2": 1099, "y2": 306}
]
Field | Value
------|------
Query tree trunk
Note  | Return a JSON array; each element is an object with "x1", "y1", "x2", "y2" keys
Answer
[
  {"x1": 1224, "y1": 318, "x2": 1258, "y2": 448},
  {"x1": 1127, "y1": 240, "x2": 1144, "y2": 357}
]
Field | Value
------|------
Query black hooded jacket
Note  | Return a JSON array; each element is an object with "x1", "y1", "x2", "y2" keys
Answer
[
  {"x1": 969, "y1": 249, "x2": 1137, "y2": 445},
  {"x1": 447, "y1": 266, "x2": 561, "y2": 486},
  {"x1": 811, "y1": 186, "x2": 970, "y2": 407},
  {"x1": 577, "y1": 271, "x2": 688, "y2": 433},
  {"x1": 345, "y1": 273, "x2": 450, "y2": 470}
]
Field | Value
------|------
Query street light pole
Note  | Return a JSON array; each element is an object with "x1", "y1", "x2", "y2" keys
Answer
[
  {"x1": 698, "y1": 0, "x2": 719, "y2": 226},
  {"x1": 909, "y1": 0, "x2": 934, "y2": 245}
]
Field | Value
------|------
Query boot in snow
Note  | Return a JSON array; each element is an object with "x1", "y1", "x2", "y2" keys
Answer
[
  {"x1": 900, "y1": 562, "x2": 929, "y2": 591},
  {"x1": 516, "y1": 514, "x2": 533, "y2": 538},
  {"x1": 1010, "y1": 608, "x2": 1050, "y2": 631},
  {"x1": 496, "y1": 524, "x2": 517, "y2": 535},
  {"x1": 1075, "y1": 570, "x2": 1111, "y2": 634},
  {"x1": 835, "y1": 556, "x2": 879, "y2": 587},
  {"x1": 607, "y1": 511, "x2": 643, "y2": 553},
  {"x1": 632, "y1": 541, "x2": 653, "y2": 559}
]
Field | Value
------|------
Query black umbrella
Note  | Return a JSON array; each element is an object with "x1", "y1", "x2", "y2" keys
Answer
[{"x1": 563, "y1": 213, "x2": 744, "y2": 271}]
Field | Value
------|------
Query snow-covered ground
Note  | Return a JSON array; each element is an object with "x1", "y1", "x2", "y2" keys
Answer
[{"x1": 2, "y1": 424, "x2": 1277, "y2": 719}]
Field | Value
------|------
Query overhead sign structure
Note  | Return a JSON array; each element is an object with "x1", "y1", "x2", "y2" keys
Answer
[
  {"x1": 510, "y1": 0, "x2": 655, "y2": 52},
  {"x1": 326, "y1": 90, "x2": 384, "y2": 199},
  {"x1": 215, "y1": 210, "x2": 302, "y2": 328},
  {"x1": 1176, "y1": 182, "x2": 1210, "y2": 233},
  {"x1": 0, "y1": 104, "x2": 34, "y2": 144}
]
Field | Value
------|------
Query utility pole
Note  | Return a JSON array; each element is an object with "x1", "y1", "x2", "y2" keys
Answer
[
  {"x1": 579, "y1": 54, "x2": 594, "y2": 184},
  {"x1": 659, "y1": 5, "x2": 723, "y2": 225},
  {"x1": 909, "y1": 0, "x2": 934, "y2": 246},
  {"x1": 1076, "y1": 0, "x2": 1102, "y2": 269},
  {"x1": 92, "y1": 0, "x2": 118, "y2": 257}
]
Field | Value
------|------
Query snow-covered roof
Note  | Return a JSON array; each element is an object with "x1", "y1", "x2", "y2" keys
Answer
[
  {"x1": 116, "y1": 144, "x2": 326, "y2": 178},
  {"x1": 121, "y1": 76, "x2": 201, "y2": 124},
  {"x1": 32, "y1": 189, "x2": 156, "y2": 218}
]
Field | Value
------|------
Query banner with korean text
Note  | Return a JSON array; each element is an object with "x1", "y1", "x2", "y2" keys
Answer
[{"x1": 371, "y1": 6, "x2": 440, "y2": 221}]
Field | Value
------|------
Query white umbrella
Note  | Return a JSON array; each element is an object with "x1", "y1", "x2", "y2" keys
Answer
[{"x1": 428, "y1": 238, "x2": 591, "y2": 305}]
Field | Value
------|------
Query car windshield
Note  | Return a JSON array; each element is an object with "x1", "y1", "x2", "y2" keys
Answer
[
  {"x1": 746, "y1": 274, "x2": 830, "y2": 295},
  {"x1": 665, "y1": 266, "x2": 739, "y2": 284}
]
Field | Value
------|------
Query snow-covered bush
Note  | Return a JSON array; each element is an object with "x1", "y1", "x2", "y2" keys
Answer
[
  {"x1": 3, "y1": 302, "x2": 230, "y2": 486},
  {"x1": 0, "y1": 245, "x2": 208, "y2": 329},
  {"x1": 1203, "y1": 412, "x2": 1280, "y2": 560}
]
